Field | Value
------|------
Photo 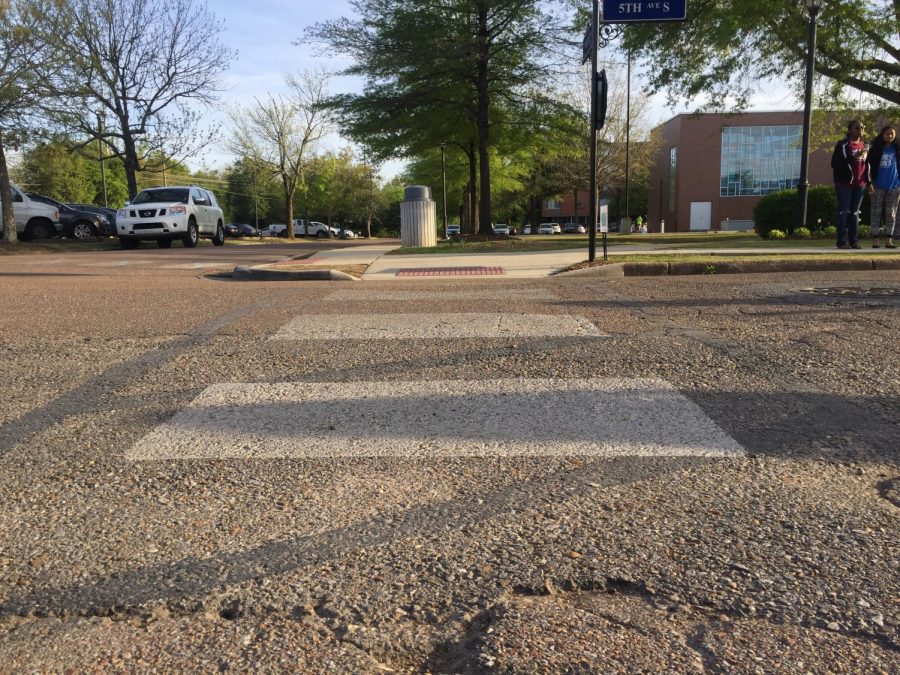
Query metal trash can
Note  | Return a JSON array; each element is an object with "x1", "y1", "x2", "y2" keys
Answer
[{"x1": 400, "y1": 185, "x2": 437, "y2": 247}]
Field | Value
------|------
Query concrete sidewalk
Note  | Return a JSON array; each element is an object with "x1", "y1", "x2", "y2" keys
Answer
[{"x1": 361, "y1": 244, "x2": 899, "y2": 280}]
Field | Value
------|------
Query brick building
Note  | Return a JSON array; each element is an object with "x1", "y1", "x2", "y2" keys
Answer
[{"x1": 647, "y1": 111, "x2": 834, "y2": 232}]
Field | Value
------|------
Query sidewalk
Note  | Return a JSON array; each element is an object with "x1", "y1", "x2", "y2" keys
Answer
[{"x1": 361, "y1": 244, "x2": 900, "y2": 280}]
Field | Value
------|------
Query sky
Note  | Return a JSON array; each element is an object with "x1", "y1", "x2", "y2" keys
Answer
[{"x1": 200, "y1": 0, "x2": 802, "y2": 180}]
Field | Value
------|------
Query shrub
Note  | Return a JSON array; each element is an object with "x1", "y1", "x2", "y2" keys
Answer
[
  {"x1": 822, "y1": 226, "x2": 837, "y2": 237},
  {"x1": 858, "y1": 224, "x2": 871, "y2": 239},
  {"x1": 753, "y1": 186, "x2": 837, "y2": 238},
  {"x1": 792, "y1": 227, "x2": 812, "y2": 239},
  {"x1": 768, "y1": 229, "x2": 786, "y2": 240}
]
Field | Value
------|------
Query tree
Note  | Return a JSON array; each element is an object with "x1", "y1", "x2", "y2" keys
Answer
[
  {"x1": 50, "y1": 0, "x2": 234, "y2": 199},
  {"x1": 622, "y1": 0, "x2": 900, "y2": 109},
  {"x1": 0, "y1": 0, "x2": 58, "y2": 243},
  {"x1": 228, "y1": 72, "x2": 329, "y2": 239},
  {"x1": 309, "y1": 0, "x2": 571, "y2": 234}
]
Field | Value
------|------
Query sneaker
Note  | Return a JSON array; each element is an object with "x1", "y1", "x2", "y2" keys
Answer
[
  {"x1": 837, "y1": 244, "x2": 850, "y2": 249},
  {"x1": 887, "y1": 240, "x2": 897, "y2": 249},
  {"x1": 873, "y1": 241, "x2": 880, "y2": 248},
  {"x1": 851, "y1": 244, "x2": 862, "y2": 249}
]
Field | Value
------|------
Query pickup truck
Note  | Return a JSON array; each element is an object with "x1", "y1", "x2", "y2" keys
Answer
[{"x1": 0, "y1": 183, "x2": 60, "y2": 240}]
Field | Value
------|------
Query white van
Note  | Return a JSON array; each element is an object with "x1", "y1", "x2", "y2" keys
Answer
[{"x1": 0, "y1": 183, "x2": 60, "y2": 240}]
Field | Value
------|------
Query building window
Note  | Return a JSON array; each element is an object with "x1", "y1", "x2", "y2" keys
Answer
[
  {"x1": 720, "y1": 125, "x2": 802, "y2": 197},
  {"x1": 546, "y1": 198, "x2": 563, "y2": 210},
  {"x1": 668, "y1": 147, "x2": 677, "y2": 211}
]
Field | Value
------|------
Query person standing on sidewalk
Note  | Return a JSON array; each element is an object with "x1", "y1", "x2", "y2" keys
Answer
[
  {"x1": 866, "y1": 125, "x2": 900, "y2": 249},
  {"x1": 831, "y1": 120, "x2": 871, "y2": 249}
]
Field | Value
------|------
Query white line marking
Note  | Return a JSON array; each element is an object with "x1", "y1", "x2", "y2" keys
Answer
[
  {"x1": 126, "y1": 379, "x2": 745, "y2": 460},
  {"x1": 270, "y1": 313, "x2": 601, "y2": 339}
]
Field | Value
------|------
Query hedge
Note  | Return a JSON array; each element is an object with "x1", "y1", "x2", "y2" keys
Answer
[{"x1": 753, "y1": 186, "x2": 875, "y2": 238}]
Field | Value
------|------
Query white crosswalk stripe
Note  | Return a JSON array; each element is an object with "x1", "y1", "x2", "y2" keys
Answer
[
  {"x1": 270, "y1": 313, "x2": 601, "y2": 340},
  {"x1": 126, "y1": 379, "x2": 744, "y2": 460}
]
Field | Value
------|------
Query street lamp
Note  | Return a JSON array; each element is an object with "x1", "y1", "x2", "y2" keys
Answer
[{"x1": 796, "y1": 0, "x2": 822, "y2": 231}]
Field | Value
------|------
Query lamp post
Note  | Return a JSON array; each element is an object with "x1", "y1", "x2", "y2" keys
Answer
[{"x1": 796, "y1": 0, "x2": 822, "y2": 232}]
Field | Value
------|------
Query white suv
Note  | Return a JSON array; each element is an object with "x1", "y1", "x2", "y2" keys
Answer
[
  {"x1": 116, "y1": 186, "x2": 225, "y2": 249},
  {"x1": 0, "y1": 183, "x2": 59, "y2": 240},
  {"x1": 293, "y1": 219, "x2": 337, "y2": 238}
]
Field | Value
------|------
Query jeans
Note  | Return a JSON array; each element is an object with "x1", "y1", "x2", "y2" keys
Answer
[
  {"x1": 835, "y1": 184, "x2": 865, "y2": 246},
  {"x1": 870, "y1": 186, "x2": 900, "y2": 239}
]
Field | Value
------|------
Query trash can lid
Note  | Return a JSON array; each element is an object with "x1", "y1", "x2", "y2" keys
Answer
[{"x1": 404, "y1": 185, "x2": 432, "y2": 201}]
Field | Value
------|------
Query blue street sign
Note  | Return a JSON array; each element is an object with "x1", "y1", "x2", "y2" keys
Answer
[{"x1": 602, "y1": 1, "x2": 687, "y2": 23}]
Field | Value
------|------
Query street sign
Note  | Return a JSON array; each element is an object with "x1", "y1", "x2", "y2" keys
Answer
[{"x1": 602, "y1": 1, "x2": 687, "y2": 23}]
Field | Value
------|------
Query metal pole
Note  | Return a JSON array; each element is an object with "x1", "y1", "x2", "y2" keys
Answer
[
  {"x1": 796, "y1": 5, "x2": 818, "y2": 231},
  {"x1": 97, "y1": 112, "x2": 108, "y2": 208},
  {"x1": 440, "y1": 143, "x2": 448, "y2": 237},
  {"x1": 624, "y1": 48, "x2": 631, "y2": 222},
  {"x1": 588, "y1": 0, "x2": 598, "y2": 262}
]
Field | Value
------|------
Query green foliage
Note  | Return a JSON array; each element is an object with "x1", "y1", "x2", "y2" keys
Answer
[
  {"x1": 703, "y1": 264, "x2": 716, "y2": 275},
  {"x1": 858, "y1": 224, "x2": 871, "y2": 238},
  {"x1": 18, "y1": 140, "x2": 128, "y2": 206},
  {"x1": 753, "y1": 186, "x2": 837, "y2": 237},
  {"x1": 792, "y1": 227, "x2": 812, "y2": 239},
  {"x1": 623, "y1": 1, "x2": 900, "y2": 108},
  {"x1": 823, "y1": 226, "x2": 837, "y2": 237},
  {"x1": 768, "y1": 229, "x2": 786, "y2": 240}
]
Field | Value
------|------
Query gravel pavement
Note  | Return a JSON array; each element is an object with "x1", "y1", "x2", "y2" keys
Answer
[{"x1": 0, "y1": 246, "x2": 897, "y2": 672}]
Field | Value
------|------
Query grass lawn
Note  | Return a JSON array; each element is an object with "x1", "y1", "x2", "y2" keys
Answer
[
  {"x1": 587, "y1": 251, "x2": 890, "y2": 264},
  {"x1": 0, "y1": 240, "x2": 119, "y2": 255}
]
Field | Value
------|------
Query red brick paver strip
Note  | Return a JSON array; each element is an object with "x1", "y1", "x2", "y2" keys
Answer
[{"x1": 396, "y1": 266, "x2": 505, "y2": 277}]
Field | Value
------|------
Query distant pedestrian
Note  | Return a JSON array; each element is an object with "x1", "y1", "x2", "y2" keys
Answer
[
  {"x1": 634, "y1": 215, "x2": 643, "y2": 233},
  {"x1": 831, "y1": 120, "x2": 871, "y2": 249},
  {"x1": 866, "y1": 125, "x2": 900, "y2": 249}
]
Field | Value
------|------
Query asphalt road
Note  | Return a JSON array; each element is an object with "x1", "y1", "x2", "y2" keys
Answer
[{"x1": 0, "y1": 246, "x2": 897, "y2": 672}]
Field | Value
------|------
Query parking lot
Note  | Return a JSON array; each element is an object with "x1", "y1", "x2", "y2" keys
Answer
[{"x1": 0, "y1": 247, "x2": 897, "y2": 670}]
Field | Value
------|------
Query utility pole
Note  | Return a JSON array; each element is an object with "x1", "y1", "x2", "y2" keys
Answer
[{"x1": 440, "y1": 143, "x2": 448, "y2": 238}]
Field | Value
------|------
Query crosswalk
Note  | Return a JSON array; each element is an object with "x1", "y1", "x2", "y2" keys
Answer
[{"x1": 127, "y1": 289, "x2": 745, "y2": 461}]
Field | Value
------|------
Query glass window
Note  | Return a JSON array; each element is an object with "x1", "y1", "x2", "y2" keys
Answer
[
  {"x1": 133, "y1": 188, "x2": 189, "y2": 204},
  {"x1": 668, "y1": 147, "x2": 677, "y2": 211},
  {"x1": 720, "y1": 125, "x2": 801, "y2": 197},
  {"x1": 545, "y1": 198, "x2": 563, "y2": 210}
]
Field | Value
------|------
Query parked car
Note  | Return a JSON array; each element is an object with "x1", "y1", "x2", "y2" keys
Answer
[
  {"x1": 335, "y1": 226, "x2": 357, "y2": 239},
  {"x1": 446, "y1": 224, "x2": 461, "y2": 237},
  {"x1": 68, "y1": 203, "x2": 118, "y2": 236},
  {"x1": 0, "y1": 183, "x2": 59, "y2": 240},
  {"x1": 293, "y1": 219, "x2": 336, "y2": 238},
  {"x1": 538, "y1": 223, "x2": 561, "y2": 235},
  {"x1": 225, "y1": 223, "x2": 257, "y2": 237},
  {"x1": 115, "y1": 186, "x2": 225, "y2": 249},
  {"x1": 523, "y1": 225, "x2": 531, "y2": 235},
  {"x1": 563, "y1": 222, "x2": 585, "y2": 234},
  {"x1": 27, "y1": 194, "x2": 111, "y2": 240},
  {"x1": 493, "y1": 224, "x2": 511, "y2": 236}
]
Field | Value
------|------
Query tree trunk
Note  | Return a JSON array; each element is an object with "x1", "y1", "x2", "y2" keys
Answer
[
  {"x1": 531, "y1": 195, "x2": 540, "y2": 235},
  {"x1": 123, "y1": 133, "x2": 140, "y2": 200},
  {"x1": 475, "y1": 3, "x2": 492, "y2": 234},
  {"x1": 284, "y1": 179, "x2": 295, "y2": 239},
  {"x1": 0, "y1": 131, "x2": 18, "y2": 244},
  {"x1": 467, "y1": 143, "x2": 478, "y2": 233}
]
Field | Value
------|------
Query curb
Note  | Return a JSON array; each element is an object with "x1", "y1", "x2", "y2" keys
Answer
[
  {"x1": 232, "y1": 266, "x2": 360, "y2": 281},
  {"x1": 555, "y1": 257, "x2": 900, "y2": 278}
]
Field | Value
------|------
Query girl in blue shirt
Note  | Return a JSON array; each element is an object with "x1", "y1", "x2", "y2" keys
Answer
[{"x1": 867, "y1": 125, "x2": 900, "y2": 248}]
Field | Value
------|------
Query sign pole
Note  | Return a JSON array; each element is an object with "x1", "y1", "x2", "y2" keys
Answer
[{"x1": 588, "y1": 0, "x2": 598, "y2": 263}]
